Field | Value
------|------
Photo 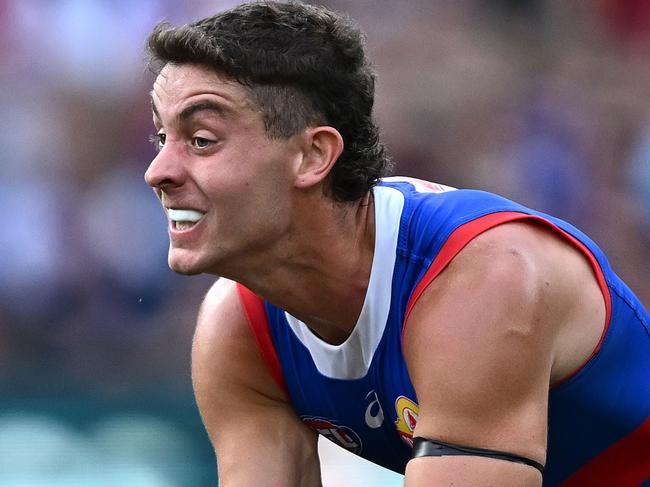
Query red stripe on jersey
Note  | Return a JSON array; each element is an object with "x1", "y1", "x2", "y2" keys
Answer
[
  {"x1": 236, "y1": 283, "x2": 290, "y2": 397},
  {"x1": 402, "y1": 211, "x2": 612, "y2": 382},
  {"x1": 560, "y1": 415, "x2": 650, "y2": 487}
]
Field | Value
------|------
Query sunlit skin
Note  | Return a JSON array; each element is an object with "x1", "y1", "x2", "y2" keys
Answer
[
  {"x1": 145, "y1": 64, "x2": 301, "y2": 276},
  {"x1": 144, "y1": 63, "x2": 375, "y2": 344}
]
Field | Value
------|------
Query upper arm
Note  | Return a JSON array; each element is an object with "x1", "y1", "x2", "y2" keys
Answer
[
  {"x1": 192, "y1": 278, "x2": 321, "y2": 487},
  {"x1": 403, "y1": 223, "x2": 557, "y2": 486}
]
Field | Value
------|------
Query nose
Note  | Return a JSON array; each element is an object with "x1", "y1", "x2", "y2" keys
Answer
[{"x1": 144, "y1": 146, "x2": 184, "y2": 190}]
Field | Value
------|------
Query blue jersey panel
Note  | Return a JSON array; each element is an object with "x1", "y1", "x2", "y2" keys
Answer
[{"x1": 263, "y1": 303, "x2": 416, "y2": 473}]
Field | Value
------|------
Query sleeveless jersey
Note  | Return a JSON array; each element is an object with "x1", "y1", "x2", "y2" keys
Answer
[{"x1": 237, "y1": 177, "x2": 650, "y2": 486}]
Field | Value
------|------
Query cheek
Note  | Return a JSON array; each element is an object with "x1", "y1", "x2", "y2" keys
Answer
[
  {"x1": 239, "y1": 183, "x2": 292, "y2": 232},
  {"x1": 197, "y1": 140, "x2": 296, "y2": 209},
  {"x1": 197, "y1": 162, "x2": 244, "y2": 201}
]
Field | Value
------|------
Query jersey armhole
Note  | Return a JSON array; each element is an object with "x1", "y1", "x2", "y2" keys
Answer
[
  {"x1": 236, "y1": 283, "x2": 290, "y2": 397},
  {"x1": 402, "y1": 211, "x2": 612, "y2": 384}
]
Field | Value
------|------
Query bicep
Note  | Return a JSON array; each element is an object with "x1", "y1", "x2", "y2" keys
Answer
[
  {"x1": 403, "y1": 232, "x2": 554, "y2": 486},
  {"x1": 193, "y1": 279, "x2": 322, "y2": 487}
]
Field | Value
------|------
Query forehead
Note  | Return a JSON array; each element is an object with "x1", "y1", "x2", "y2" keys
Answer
[{"x1": 151, "y1": 63, "x2": 252, "y2": 118}]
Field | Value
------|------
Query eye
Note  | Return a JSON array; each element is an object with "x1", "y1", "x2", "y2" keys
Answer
[
  {"x1": 148, "y1": 133, "x2": 166, "y2": 152},
  {"x1": 192, "y1": 137, "x2": 213, "y2": 149}
]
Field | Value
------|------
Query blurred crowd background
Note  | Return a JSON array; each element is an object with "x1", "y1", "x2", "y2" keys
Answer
[{"x1": 1, "y1": 0, "x2": 648, "y2": 485}]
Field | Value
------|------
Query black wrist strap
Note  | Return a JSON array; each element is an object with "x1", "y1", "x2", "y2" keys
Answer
[{"x1": 412, "y1": 436, "x2": 545, "y2": 476}]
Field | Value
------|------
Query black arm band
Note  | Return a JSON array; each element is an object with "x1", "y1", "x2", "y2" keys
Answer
[{"x1": 411, "y1": 436, "x2": 545, "y2": 476}]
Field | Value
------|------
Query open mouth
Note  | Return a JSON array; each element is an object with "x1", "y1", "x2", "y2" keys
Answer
[{"x1": 167, "y1": 208, "x2": 205, "y2": 230}]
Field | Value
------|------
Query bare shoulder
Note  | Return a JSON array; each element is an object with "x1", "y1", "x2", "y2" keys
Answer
[
  {"x1": 403, "y1": 219, "x2": 605, "y2": 467},
  {"x1": 408, "y1": 221, "x2": 560, "y2": 337},
  {"x1": 404, "y1": 220, "x2": 560, "y2": 382},
  {"x1": 427, "y1": 219, "x2": 606, "y2": 345},
  {"x1": 193, "y1": 279, "x2": 321, "y2": 486},
  {"x1": 193, "y1": 278, "x2": 286, "y2": 407},
  {"x1": 454, "y1": 220, "x2": 607, "y2": 382}
]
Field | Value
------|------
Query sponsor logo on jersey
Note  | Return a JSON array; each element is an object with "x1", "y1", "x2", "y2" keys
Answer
[
  {"x1": 364, "y1": 390, "x2": 385, "y2": 429},
  {"x1": 302, "y1": 416, "x2": 362, "y2": 454},
  {"x1": 394, "y1": 395, "x2": 419, "y2": 447}
]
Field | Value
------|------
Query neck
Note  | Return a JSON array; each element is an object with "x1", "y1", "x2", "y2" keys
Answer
[{"x1": 224, "y1": 191, "x2": 375, "y2": 345}]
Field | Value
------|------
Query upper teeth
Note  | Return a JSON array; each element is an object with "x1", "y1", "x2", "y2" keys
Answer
[{"x1": 168, "y1": 208, "x2": 205, "y2": 223}]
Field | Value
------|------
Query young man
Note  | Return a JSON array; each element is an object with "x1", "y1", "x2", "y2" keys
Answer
[{"x1": 144, "y1": 2, "x2": 650, "y2": 486}]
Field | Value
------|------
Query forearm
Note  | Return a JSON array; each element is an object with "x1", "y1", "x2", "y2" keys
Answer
[
  {"x1": 216, "y1": 437, "x2": 322, "y2": 487},
  {"x1": 211, "y1": 405, "x2": 322, "y2": 487}
]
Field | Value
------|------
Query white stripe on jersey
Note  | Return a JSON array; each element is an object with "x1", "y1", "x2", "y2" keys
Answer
[{"x1": 284, "y1": 185, "x2": 405, "y2": 379}]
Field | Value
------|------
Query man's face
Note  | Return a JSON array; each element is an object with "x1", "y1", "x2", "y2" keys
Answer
[{"x1": 145, "y1": 63, "x2": 302, "y2": 275}]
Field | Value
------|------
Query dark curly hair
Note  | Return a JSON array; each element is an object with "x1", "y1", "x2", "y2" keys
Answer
[{"x1": 146, "y1": 1, "x2": 391, "y2": 202}]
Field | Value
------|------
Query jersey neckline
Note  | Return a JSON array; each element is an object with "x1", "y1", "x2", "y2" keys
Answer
[{"x1": 284, "y1": 185, "x2": 405, "y2": 379}]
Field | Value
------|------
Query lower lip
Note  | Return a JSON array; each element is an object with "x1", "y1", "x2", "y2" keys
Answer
[{"x1": 169, "y1": 218, "x2": 206, "y2": 239}]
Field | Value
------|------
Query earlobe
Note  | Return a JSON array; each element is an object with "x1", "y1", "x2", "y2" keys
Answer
[{"x1": 294, "y1": 126, "x2": 344, "y2": 190}]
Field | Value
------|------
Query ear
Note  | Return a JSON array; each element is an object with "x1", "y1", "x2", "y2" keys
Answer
[{"x1": 294, "y1": 126, "x2": 344, "y2": 190}]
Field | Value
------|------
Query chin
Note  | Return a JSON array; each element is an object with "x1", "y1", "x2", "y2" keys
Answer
[
  {"x1": 168, "y1": 244, "x2": 234, "y2": 277},
  {"x1": 168, "y1": 249, "x2": 206, "y2": 276},
  {"x1": 169, "y1": 264, "x2": 202, "y2": 276}
]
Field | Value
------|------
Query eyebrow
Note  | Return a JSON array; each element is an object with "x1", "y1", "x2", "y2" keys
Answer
[
  {"x1": 150, "y1": 96, "x2": 228, "y2": 124},
  {"x1": 179, "y1": 101, "x2": 227, "y2": 122}
]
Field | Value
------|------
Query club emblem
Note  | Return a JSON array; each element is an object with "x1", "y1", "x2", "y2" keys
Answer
[{"x1": 394, "y1": 396, "x2": 419, "y2": 447}]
